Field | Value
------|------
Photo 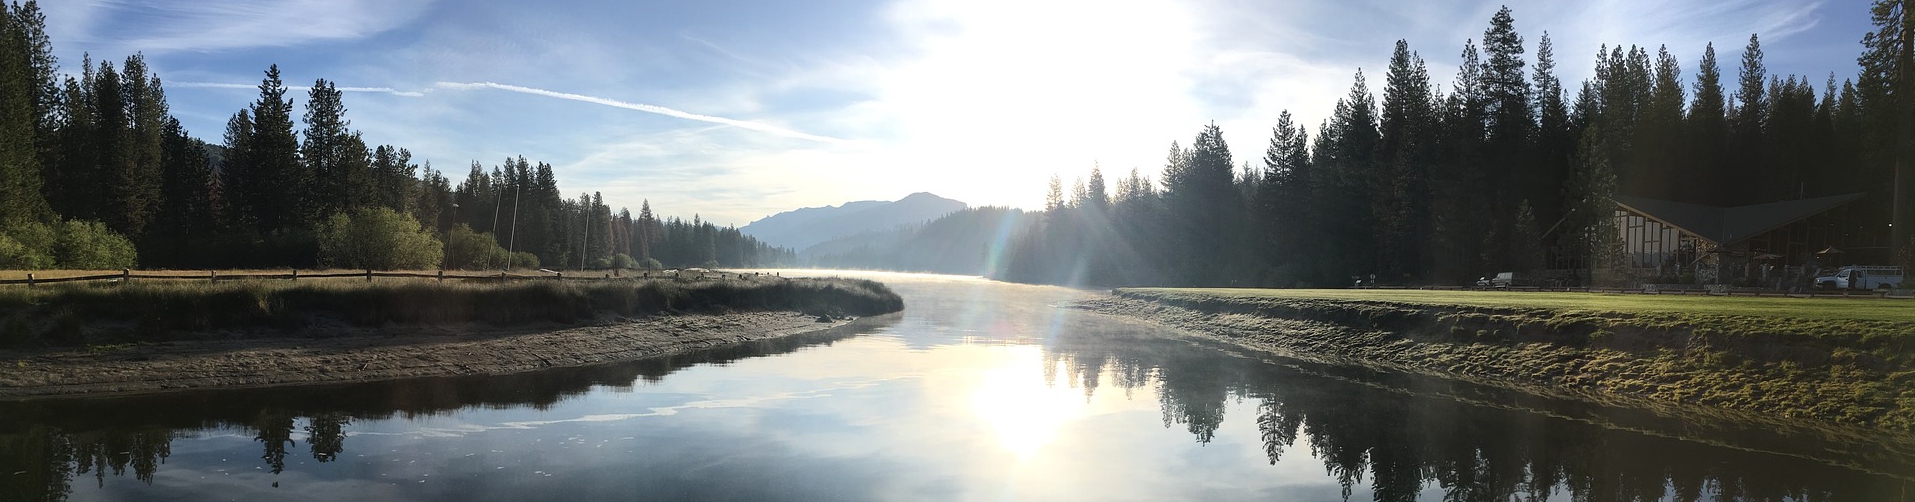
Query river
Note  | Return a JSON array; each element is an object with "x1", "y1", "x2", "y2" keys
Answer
[{"x1": 2, "y1": 272, "x2": 1910, "y2": 501}]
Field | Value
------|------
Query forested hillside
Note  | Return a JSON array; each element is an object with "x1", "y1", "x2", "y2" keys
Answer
[
  {"x1": 0, "y1": 2, "x2": 791, "y2": 271},
  {"x1": 998, "y1": 4, "x2": 1915, "y2": 287}
]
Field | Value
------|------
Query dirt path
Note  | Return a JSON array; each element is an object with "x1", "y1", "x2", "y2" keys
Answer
[{"x1": 0, "y1": 312, "x2": 885, "y2": 398}]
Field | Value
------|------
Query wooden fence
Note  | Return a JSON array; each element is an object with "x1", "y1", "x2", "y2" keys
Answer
[{"x1": 0, "y1": 268, "x2": 768, "y2": 287}]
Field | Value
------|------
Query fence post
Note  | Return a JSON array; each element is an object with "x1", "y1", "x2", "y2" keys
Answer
[
  {"x1": 26, "y1": 273, "x2": 33, "y2": 288},
  {"x1": 123, "y1": 268, "x2": 131, "y2": 283},
  {"x1": 365, "y1": 269, "x2": 372, "y2": 282},
  {"x1": 210, "y1": 270, "x2": 217, "y2": 283},
  {"x1": 438, "y1": 269, "x2": 445, "y2": 282},
  {"x1": 556, "y1": 272, "x2": 563, "y2": 280}
]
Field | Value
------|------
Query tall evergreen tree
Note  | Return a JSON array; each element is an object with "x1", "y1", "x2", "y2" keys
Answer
[
  {"x1": 1636, "y1": 45, "x2": 1686, "y2": 199},
  {"x1": 1533, "y1": 32, "x2": 1573, "y2": 230},
  {"x1": 1730, "y1": 34, "x2": 1768, "y2": 204},
  {"x1": 1319, "y1": 72, "x2": 1382, "y2": 282},
  {"x1": 246, "y1": 65, "x2": 305, "y2": 231},
  {"x1": 1861, "y1": 0, "x2": 1915, "y2": 257},
  {"x1": 1377, "y1": 40, "x2": 1438, "y2": 281},
  {"x1": 303, "y1": 79, "x2": 372, "y2": 217},
  {"x1": 110, "y1": 54, "x2": 165, "y2": 237},
  {"x1": 1688, "y1": 43, "x2": 1730, "y2": 205},
  {"x1": 221, "y1": 109, "x2": 256, "y2": 229},
  {"x1": 0, "y1": 1, "x2": 53, "y2": 225}
]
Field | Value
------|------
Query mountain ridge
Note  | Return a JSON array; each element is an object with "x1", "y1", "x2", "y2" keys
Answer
[{"x1": 741, "y1": 192, "x2": 967, "y2": 251}]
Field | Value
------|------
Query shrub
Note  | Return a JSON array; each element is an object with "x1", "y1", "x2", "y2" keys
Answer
[
  {"x1": 55, "y1": 220, "x2": 138, "y2": 269},
  {"x1": 508, "y1": 251, "x2": 540, "y2": 269},
  {"x1": 640, "y1": 258, "x2": 663, "y2": 270},
  {"x1": 445, "y1": 224, "x2": 510, "y2": 270},
  {"x1": 0, "y1": 219, "x2": 135, "y2": 270},
  {"x1": 315, "y1": 207, "x2": 443, "y2": 270},
  {"x1": 611, "y1": 253, "x2": 638, "y2": 269},
  {"x1": 0, "y1": 227, "x2": 53, "y2": 269}
]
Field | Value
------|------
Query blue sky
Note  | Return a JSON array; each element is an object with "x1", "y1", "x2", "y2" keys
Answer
[{"x1": 40, "y1": 0, "x2": 1872, "y2": 226}]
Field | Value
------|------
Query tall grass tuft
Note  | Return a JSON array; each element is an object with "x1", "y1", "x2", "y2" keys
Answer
[{"x1": 0, "y1": 276, "x2": 903, "y2": 347}]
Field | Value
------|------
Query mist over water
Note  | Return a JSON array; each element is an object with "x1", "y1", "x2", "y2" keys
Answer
[{"x1": 3, "y1": 272, "x2": 1909, "y2": 501}]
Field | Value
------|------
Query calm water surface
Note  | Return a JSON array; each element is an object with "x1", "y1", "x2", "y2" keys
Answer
[{"x1": 3, "y1": 272, "x2": 1912, "y2": 501}]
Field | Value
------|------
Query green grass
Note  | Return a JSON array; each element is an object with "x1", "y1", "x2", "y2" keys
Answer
[
  {"x1": 0, "y1": 276, "x2": 904, "y2": 348},
  {"x1": 1130, "y1": 288, "x2": 1915, "y2": 323}
]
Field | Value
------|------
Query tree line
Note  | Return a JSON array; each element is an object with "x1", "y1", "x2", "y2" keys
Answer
[
  {"x1": 0, "y1": 1, "x2": 792, "y2": 271},
  {"x1": 1000, "y1": 3, "x2": 1915, "y2": 287}
]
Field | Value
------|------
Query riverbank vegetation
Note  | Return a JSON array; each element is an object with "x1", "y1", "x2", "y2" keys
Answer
[
  {"x1": 1088, "y1": 288, "x2": 1915, "y2": 432},
  {"x1": 0, "y1": 276, "x2": 902, "y2": 348},
  {"x1": 0, "y1": 2, "x2": 790, "y2": 272}
]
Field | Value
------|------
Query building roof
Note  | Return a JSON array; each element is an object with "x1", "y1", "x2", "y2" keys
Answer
[{"x1": 1612, "y1": 193, "x2": 1863, "y2": 246}]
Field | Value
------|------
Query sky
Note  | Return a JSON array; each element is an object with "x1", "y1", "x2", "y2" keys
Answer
[{"x1": 38, "y1": 0, "x2": 1875, "y2": 227}]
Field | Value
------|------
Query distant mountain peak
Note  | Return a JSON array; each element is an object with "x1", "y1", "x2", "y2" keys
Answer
[{"x1": 740, "y1": 193, "x2": 967, "y2": 251}]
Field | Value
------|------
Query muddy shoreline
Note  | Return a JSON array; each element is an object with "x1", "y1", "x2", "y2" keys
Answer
[{"x1": 0, "y1": 311, "x2": 895, "y2": 399}]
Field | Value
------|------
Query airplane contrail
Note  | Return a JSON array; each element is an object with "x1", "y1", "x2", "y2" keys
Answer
[
  {"x1": 434, "y1": 81, "x2": 843, "y2": 143},
  {"x1": 174, "y1": 82, "x2": 426, "y2": 97}
]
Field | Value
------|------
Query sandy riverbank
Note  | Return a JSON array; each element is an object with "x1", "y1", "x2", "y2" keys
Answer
[{"x1": 0, "y1": 311, "x2": 896, "y2": 398}]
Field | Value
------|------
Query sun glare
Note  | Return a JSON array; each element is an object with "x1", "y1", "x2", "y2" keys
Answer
[{"x1": 969, "y1": 347, "x2": 1091, "y2": 460}]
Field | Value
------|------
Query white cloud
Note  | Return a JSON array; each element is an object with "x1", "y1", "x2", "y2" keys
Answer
[{"x1": 44, "y1": 0, "x2": 434, "y2": 53}]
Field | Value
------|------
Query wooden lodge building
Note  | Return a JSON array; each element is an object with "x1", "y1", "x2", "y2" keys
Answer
[{"x1": 1602, "y1": 193, "x2": 1882, "y2": 286}]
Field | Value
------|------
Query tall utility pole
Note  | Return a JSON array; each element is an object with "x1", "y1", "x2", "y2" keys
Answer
[
  {"x1": 507, "y1": 182, "x2": 520, "y2": 268},
  {"x1": 580, "y1": 204, "x2": 590, "y2": 271}
]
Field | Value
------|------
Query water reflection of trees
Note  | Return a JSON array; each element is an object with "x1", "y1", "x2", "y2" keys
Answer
[
  {"x1": 1044, "y1": 326, "x2": 1914, "y2": 502},
  {"x1": 0, "y1": 319, "x2": 884, "y2": 502}
]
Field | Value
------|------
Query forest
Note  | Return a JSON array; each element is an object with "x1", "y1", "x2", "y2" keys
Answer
[
  {"x1": 0, "y1": 2, "x2": 792, "y2": 271},
  {"x1": 998, "y1": 4, "x2": 1915, "y2": 287}
]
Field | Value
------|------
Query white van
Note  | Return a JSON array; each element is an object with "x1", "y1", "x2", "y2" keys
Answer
[{"x1": 1814, "y1": 266, "x2": 1904, "y2": 290}]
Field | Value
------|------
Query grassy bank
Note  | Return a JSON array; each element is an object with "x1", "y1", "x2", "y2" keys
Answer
[
  {"x1": 0, "y1": 275, "x2": 903, "y2": 348},
  {"x1": 1088, "y1": 288, "x2": 1915, "y2": 433}
]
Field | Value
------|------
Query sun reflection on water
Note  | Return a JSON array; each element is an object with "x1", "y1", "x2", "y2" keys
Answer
[{"x1": 969, "y1": 346, "x2": 1090, "y2": 460}]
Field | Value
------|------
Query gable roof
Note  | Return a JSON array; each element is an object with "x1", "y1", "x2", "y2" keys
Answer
[{"x1": 1612, "y1": 193, "x2": 1863, "y2": 246}]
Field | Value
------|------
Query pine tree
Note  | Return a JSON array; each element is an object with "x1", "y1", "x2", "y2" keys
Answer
[
  {"x1": 1378, "y1": 40, "x2": 1438, "y2": 281},
  {"x1": 1689, "y1": 43, "x2": 1730, "y2": 205},
  {"x1": 1086, "y1": 165, "x2": 1109, "y2": 210},
  {"x1": 221, "y1": 109, "x2": 256, "y2": 229},
  {"x1": 0, "y1": 1, "x2": 52, "y2": 225},
  {"x1": 303, "y1": 79, "x2": 373, "y2": 216},
  {"x1": 110, "y1": 54, "x2": 165, "y2": 238},
  {"x1": 1533, "y1": 32, "x2": 1573, "y2": 234},
  {"x1": 1860, "y1": 0, "x2": 1915, "y2": 256},
  {"x1": 1637, "y1": 45, "x2": 1685, "y2": 199},
  {"x1": 247, "y1": 65, "x2": 306, "y2": 231},
  {"x1": 1730, "y1": 34, "x2": 1767, "y2": 204}
]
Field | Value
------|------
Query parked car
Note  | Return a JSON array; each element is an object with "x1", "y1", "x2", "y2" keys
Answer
[
  {"x1": 1814, "y1": 265, "x2": 1904, "y2": 290},
  {"x1": 1475, "y1": 272, "x2": 1513, "y2": 289}
]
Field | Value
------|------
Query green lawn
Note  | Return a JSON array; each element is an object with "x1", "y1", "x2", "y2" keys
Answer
[{"x1": 1125, "y1": 288, "x2": 1915, "y2": 323}]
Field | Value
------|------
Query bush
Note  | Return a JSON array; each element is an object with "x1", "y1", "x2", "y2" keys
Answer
[
  {"x1": 640, "y1": 258, "x2": 663, "y2": 270},
  {"x1": 315, "y1": 207, "x2": 443, "y2": 270},
  {"x1": 0, "y1": 219, "x2": 135, "y2": 270},
  {"x1": 508, "y1": 251, "x2": 540, "y2": 269},
  {"x1": 445, "y1": 224, "x2": 512, "y2": 270},
  {"x1": 0, "y1": 225, "x2": 54, "y2": 269},
  {"x1": 55, "y1": 220, "x2": 138, "y2": 269},
  {"x1": 611, "y1": 253, "x2": 638, "y2": 269}
]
